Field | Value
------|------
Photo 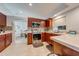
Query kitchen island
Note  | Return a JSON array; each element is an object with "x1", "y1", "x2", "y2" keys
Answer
[{"x1": 51, "y1": 34, "x2": 79, "y2": 56}]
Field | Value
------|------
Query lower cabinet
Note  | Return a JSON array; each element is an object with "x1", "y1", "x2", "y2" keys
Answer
[
  {"x1": 45, "y1": 33, "x2": 50, "y2": 43},
  {"x1": 5, "y1": 33, "x2": 12, "y2": 47},
  {"x1": 62, "y1": 46, "x2": 79, "y2": 56},
  {"x1": 0, "y1": 33, "x2": 12, "y2": 52},
  {"x1": 0, "y1": 35, "x2": 5, "y2": 52},
  {"x1": 47, "y1": 40, "x2": 54, "y2": 45},
  {"x1": 41, "y1": 32, "x2": 46, "y2": 42},
  {"x1": 53, "y1": 42, "x2": 63, "y2": 56},
  {"x1": 53, "y1": 42, "x2": 79, "y2": 56},
  {"x1": 27, "y1": 33, "x2": 32, "y2": 45},
  {"x1": 46, "y1": 33, "x2": 60, "y2": 45}
]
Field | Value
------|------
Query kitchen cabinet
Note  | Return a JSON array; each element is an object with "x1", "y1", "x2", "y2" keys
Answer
[
  {"x1": 0, "y1": 35, "x2": 5, "y2": 52},
  {"x1": 45, "y1": 33, "x2": 50, "y2": 43},
  {"x1": 45, "y1": 33, "x2": 60, "y2": 45},
  {"x1": 0, "y1": 33, "x2": 12, "y2": 52},
  {"x1": 5, "y1": 33, "x2": 12, "y2": 47},
  {"x1": 40, "y1": 20, "x2": 45, "y2": 28},
  {"x1": 47, "y1": 39, "x2": 54, "y2": 45},
  {"x1": 0, "y1": 13, "x2": 6, "y2": 26},
  {"x1": 62, "y1": 45, "x2": 79, "y2": 56},
  {"x1": 45, "y1": 33, "x2": 54, "y2": 45},
  {"x1": 41, "y1": 32, "x2": 46, "y2": 42},
  {"x1": 28, "y1": 17, "x2": 42, "y2": 27},
  {"x1": 53, "y1": 42, "x2": 63, "y2": 56},
  {"x1": 53, "y1": 41, "x2": 79, "y2": 56},
  {"x1": 27, "y1": 33, "x2": 33, "y2": 45},
  {"x1": 45, "y1": 18, "x2": 52, "y2": 28}
]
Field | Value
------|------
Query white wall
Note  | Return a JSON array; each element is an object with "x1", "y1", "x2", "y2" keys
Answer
[
  {"x1": 66, "y1": 7, "x2": 79, "y2": 32},
  {"x1": 53, "y1": 17, "x2": 66, "y2": 27},
  {"x1": 7, "y1": 16, "x2": 28, "y2": 29},
  {"x1": 53, "y1": 16, "x2": 66, "y2": 32}
]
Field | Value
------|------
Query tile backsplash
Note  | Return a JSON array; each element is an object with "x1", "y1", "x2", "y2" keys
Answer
[
  {"x1": 0, "y1": 26, "x2": 12, "y2": 31},
  {"x1": 5, "y1": 26, "x2": 12, "y2": 30}
]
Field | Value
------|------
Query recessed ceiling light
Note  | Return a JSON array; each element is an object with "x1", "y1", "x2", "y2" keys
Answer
[{"x1": 29, "y1": 3, "x2": 32, "y2": 6}]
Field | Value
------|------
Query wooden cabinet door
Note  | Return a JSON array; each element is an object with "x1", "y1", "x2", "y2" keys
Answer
[
  {"x1": 45, "y1": 20, "x2": 49, "y2": 27},
  {"x1": 53, "y1": 41, "x2": 79, "y2": 56},
  {"x1": 40, "y1": 20, "x2": 45, "y2": 28},
  {"x1": 45, "y1": 33, "x2": 50, "y2": 43},
  {"x1": 45, "y1": 33, "x2": 48, "y2": 41},
  {"x1": 5, "y1": 33, "x2": 12, "y2": 47},
  {"x1": 45, "y1": 33, "x2": 60, "y2": 45},
  {"x1": 27, "y1": 33, "x2": 32, "y2": 45},
  {"x1": 28, "y1": 17, "x2": 41, "y2": 27},
  {"x1": 0, "y1": 13, "x2": 6, "y2": 26},
  {"x1": 45, "y1": 18, "x2": 52, "y2": 28},
  {"x1": 62, "y1": 46, "x2": 79, "y2": 56},
  {"x1": 0, "y1": 35, "x2": 5, "y2": 52},
  {"x1": 41, "y1": 32, "x2": 46, "y2": 42},
  {"x1": 53, "y1": 42, "x2": 63, "y2": 56}
]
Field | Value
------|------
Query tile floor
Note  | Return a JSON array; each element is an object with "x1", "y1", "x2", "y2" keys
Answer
[{"x1": 0, "y1": 42, "x2": 51, "y2": 56}]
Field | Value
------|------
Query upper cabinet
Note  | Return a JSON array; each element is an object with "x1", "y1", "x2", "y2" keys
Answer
[
  {"x1": 0, "y1": 13, "x2": 6, "y2": 27},
  {"x1": 28, "y1": 17, "x2": 42, "y2": 27},
  {"x1": 45, "y1": 18, "x2": 52, "y2": 28},
  {"x1": 28, "y1": 17, "x2": 52, "y2": 28}
]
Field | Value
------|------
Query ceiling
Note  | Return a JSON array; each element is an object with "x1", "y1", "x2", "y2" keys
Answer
[{"x1": 0, "y1": 3, "x2": 79, "y2": 19}]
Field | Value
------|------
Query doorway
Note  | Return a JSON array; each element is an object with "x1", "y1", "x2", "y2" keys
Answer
[{"x1": 12, "y1": 20, "x2": 27, "y2": 44}]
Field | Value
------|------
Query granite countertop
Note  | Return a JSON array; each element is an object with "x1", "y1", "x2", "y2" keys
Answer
[
  {"x1": 0, "y1": 30, "x2": 12, "y2": 35},
  {"x1": 51, "y1": 34, "x2": 79, "y2": 52}
]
